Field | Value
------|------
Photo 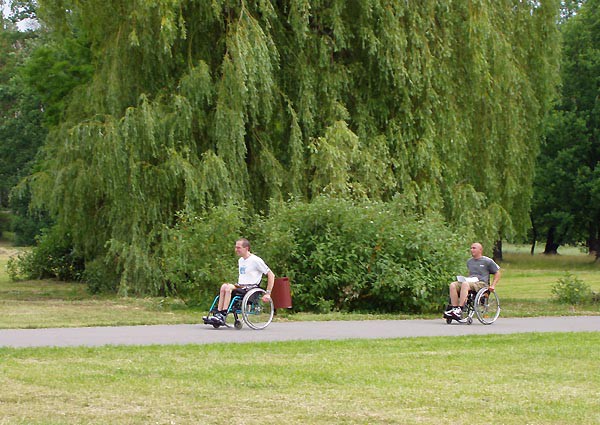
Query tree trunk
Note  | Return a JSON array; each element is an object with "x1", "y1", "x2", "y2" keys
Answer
[
  {"x1": 493, "y1": 239, "x2": 503, "y2": 262},
  {"x1": 544, "y1": 226, "x2": 560, "y2": 255},
  {"x1": 587, "y1": 228, "x2": 600, "y2": 261},
  {"x1": 530, "y1": 219, "x2": 537, "y2": 255}
]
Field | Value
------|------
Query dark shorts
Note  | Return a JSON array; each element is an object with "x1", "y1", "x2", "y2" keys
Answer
[{"x1": 232, "y1": 285, "x2": 258, "y2": 297}]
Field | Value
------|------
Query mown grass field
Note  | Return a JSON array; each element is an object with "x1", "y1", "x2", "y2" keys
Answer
[
  {"x1": 1, "y1": 241, "x2": 599, "y2": 329},
  {"x1": 0, "y1": 333, "x2": 598, "y2": 424}
]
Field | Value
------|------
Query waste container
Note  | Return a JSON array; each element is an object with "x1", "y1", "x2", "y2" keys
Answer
[{"x1": 271, "y1": 277, "x2": 292, "y2": 309}]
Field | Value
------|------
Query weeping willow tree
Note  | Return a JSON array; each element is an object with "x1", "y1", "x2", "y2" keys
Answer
[{"x1": 29, "y1": 0, "x2": 559, "y2": 294}]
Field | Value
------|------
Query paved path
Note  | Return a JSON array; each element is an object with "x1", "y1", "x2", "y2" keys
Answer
[{"x1": 1, "y1": 316, "x2": 599, "y2": 348}]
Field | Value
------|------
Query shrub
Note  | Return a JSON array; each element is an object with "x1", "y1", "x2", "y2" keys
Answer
[
  {"x1": 551, "y1": 273, "x2": 593, "y2": 305},
  {"x1": 7, "y1": 226, "x2": 84, "y2": 281},
  {"x1": 160, "y1": 204, "x2": 248, "y2": 303},
  {"x1": 83, "y1": 257, "x2": 120, "y2": 294},
  {"x1": 252, "y1": 196, "x2": 466, "y2": 313}
]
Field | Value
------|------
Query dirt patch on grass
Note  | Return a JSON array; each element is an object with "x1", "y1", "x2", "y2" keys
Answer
[{"x1": 0, "y1": 247, "x2": 21, "y2": 258}]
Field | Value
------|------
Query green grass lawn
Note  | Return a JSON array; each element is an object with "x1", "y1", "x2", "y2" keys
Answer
[
  {"x1": 0, "y1": 333, "x2": 598, "y2": 424},
  {"x1": 500, "y1": 253, "x2": 600, "y2": 299},
  {"x1": 1, "y1": 242, "x2": 599, "y2": 329}
]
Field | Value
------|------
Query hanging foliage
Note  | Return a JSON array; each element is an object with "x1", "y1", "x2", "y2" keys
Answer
[{"x1": 28, "y1": 0, "x2": 560, "y2": 294}]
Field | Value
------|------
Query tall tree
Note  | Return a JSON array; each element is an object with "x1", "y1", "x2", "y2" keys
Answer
[
  {"x1": 0, "y1": 6, "x2": 44, "y2": 209},
  {"x1": 532, "y1": 0, "x2": 600, "y2": 257},
  {"x1": 27, "y1": 0, "x2": 560, "y2": 293},
  {"x1": 1, "y1": 0, "x2": 92, "y2": 243}
]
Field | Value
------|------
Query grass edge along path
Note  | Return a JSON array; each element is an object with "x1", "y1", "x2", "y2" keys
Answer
[{"x1": 0, "y1": 332, "x2": 598, "y2": 424}]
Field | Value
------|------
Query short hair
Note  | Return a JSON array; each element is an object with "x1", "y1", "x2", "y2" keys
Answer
[{"x1": 237, "y1": 238, "x2": 250, "y2": 250}]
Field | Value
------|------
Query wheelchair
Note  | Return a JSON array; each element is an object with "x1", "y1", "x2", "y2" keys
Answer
[
  {"x1": 445, "y1": 287, "x2": 500, "y2": 325},
  {"x1": 202, "y1": 287, "x2": 274, "y2": 330}
]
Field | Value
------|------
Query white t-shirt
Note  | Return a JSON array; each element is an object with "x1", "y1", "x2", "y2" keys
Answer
[{"x1": 237, "y1": 254, "x2": 271, "y2": 287}]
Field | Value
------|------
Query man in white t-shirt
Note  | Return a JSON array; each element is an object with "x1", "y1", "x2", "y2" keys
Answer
[{"x1": 209, "y1": 238, "x2": 275, "y2": 325}]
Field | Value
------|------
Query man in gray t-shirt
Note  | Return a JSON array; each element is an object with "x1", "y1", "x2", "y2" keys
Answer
[
  {"x1": 444, "y1": 242, "x2": 501, "y2": 320},
  {"x1": 466, "y1": 255, "x2": 500, "y2": 285}
]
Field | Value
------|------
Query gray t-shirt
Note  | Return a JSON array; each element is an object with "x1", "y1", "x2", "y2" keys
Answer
[{"x1": 467, "y1": 256, "x2": 500, "y2": 284}]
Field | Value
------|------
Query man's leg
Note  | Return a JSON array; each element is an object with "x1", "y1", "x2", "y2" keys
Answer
[
  {"x1": 445, "y1": 282, "x2": 459, "y2": 318},
  {"x1": 217, "y1": 283, "x2": 235, "y2": 311},
  {"x1": 458, "y1": 282, "x2": 470, "y2": 307},
  {"x1": 210, "y1": 283, "x2": 235, "y2": 324},
  {"x1": 449, "y1": 281, "x2": 460, "y2": 306},
  {"x1": 447, "y1": 281, "x2": 467, "y2": 319}
]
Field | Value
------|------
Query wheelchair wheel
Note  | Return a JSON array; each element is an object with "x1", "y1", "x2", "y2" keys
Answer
[
  {"x1": 241, "y1": 288, "x2": 274, "y2": 330},
  {"x1": 474, "y1": 288, "x2": 500, "y2": 325}
]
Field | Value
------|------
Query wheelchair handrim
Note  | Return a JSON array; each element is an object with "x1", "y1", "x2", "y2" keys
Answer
[{"x1": 241, "y1": 288, "x2": 274, "y2": 330}]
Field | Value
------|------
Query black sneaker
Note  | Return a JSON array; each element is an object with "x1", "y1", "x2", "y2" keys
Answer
[{"x1": 212, "y1": 312, "x2": 226, "y2": 325}]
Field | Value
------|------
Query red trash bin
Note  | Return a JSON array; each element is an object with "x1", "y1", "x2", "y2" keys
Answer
[{"x1": 271, "y1": 277, "x2": 292, "y2": 309}]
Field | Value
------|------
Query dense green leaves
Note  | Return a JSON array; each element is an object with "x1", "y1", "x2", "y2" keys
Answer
[
  {"x1": 162, "y1": 204, "x2": 247, "y2": 300},
  {"x1": 0, "y1": 13, "x2": 45, "y2": 208},
  {"x1": 6, "y1": 226, "x2": 84, "y2": 281},
  {"x1": 162, "y1": 197, "x2": 465, "y2": 313},
  {"x1": 0, "y1": 7, "x2": 54, "y2": 244},
  {"x1": 254, "y1": 196, "x2": 465, "y2": 313},
  {"x1": 1, "y1": 2, "x2": 95, "y2": 244},
  {"x1": 533, "y1": 0, "x2": 600, "y2": 255},
  {"x1": 21, "y1": 36, "x2": 94, "y2": 126},
  {"x1": 23, "y1": 1, "x2": 560, "y2": 293}
]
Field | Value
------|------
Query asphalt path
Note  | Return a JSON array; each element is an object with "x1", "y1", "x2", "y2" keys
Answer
[{"x1": 1, "y1": 316, "x2": 599, "y2": 348}]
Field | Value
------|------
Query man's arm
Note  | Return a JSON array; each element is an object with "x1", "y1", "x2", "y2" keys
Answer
[
  {"x1": 489, "y1": 269, "x2": 501, "y2": 291},
  {"x1": 264, "y1": 270, "x2": 275, "y2": 295}
]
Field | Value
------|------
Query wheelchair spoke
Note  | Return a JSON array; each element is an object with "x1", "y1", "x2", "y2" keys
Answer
[{"x1": 474, "y1": 289, "x2": 500, "y2": 324}]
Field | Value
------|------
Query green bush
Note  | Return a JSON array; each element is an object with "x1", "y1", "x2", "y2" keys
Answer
[
  {"x1": 161, "y1": 204, "x2": 248, "y2": 303},
  {"x1": 252, "y1": 196, "x2": 466, "y2": 313},
  {"x1": 7, "y1": 226, "x2": 84, "y2": 281},
  {"x1": 551, "y1": 273, "x2": 593, "y2": 305},
  {"x1": 83, "y1": 257, "x2": 120, "y2": 294}
]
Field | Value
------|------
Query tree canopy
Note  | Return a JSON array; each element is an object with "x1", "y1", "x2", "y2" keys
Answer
[
  {"x1": 0, "y1": 8, "x2": 45, "y2": 208},
  {"x1": 24, "y1": 0, "x2": 560, "y2": 294},
  {"x1": 532, "y1": 0, "x2": 600, "y2": 256}
]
